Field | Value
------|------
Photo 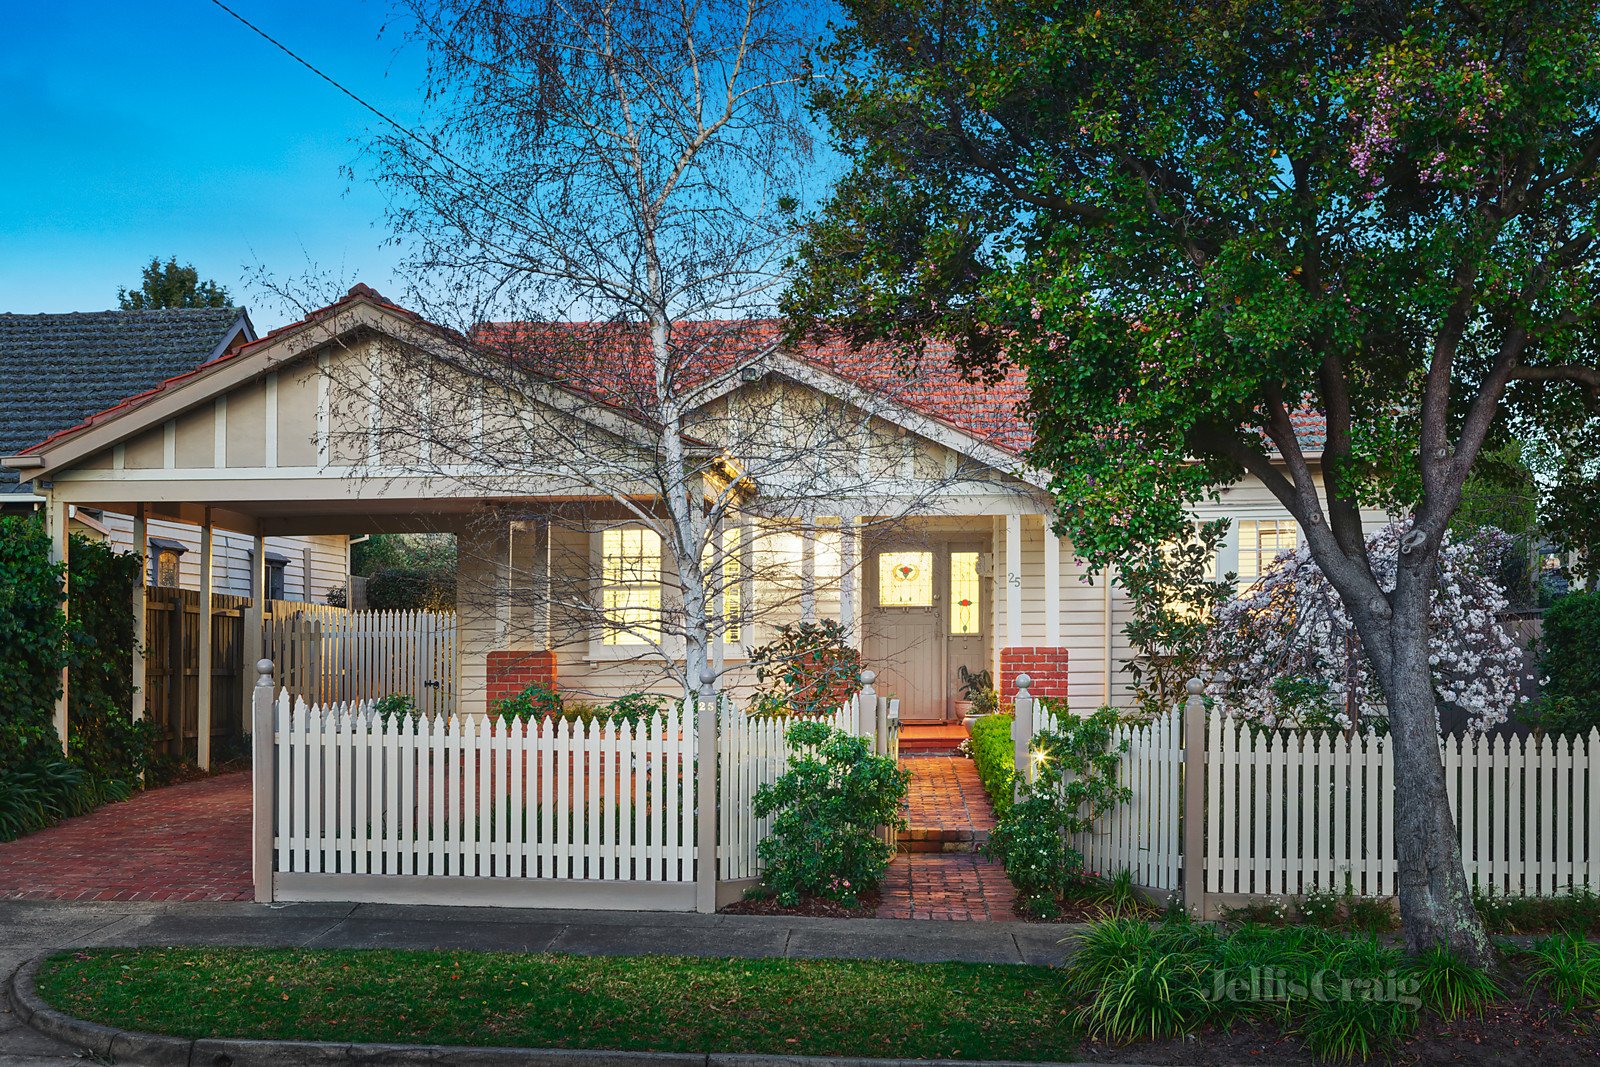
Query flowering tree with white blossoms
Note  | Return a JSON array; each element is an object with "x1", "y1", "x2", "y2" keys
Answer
[{"x1": 1203, "y1": 522, "x2": 1526, "y2": 734}]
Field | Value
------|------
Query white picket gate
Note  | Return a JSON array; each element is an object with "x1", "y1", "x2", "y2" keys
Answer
[{"x1": 265, "y1": 606, "x2": 457, "y2": 717}]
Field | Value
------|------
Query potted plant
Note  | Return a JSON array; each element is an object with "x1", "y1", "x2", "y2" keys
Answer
[{"x1": 957, "y1": 665, "x2": 998, "y2": 725}]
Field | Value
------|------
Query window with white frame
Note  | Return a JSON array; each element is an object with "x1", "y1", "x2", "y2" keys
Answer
[
  {"x1": 1236, "y1": 518, "x2": 1298, "y2": 581},
  {"x1": 704, "y1": 526, "x2": 743, "y2": 645},
  {"x1": 598, "y1": 526, "x2": 662, "y2": 645}
]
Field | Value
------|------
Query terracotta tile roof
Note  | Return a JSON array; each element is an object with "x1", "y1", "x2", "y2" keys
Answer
[{"x1": 477, "y1": 319, "x2": 1034, "y2": 454}]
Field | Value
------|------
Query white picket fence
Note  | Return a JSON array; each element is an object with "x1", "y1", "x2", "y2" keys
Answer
[
  {"x1": 272, "y1": 693, "x2": 697, "y2": 881},
  {"x1": 1021, "y1": 683, "x2": 1600, "y2": 908},
  {"x1": 265, "y1": 606, "x2": 457, "y2": 718},
  {"x1": 1206, "y1": 719, "x2": 1600, "y2": 899},
  {"x1": 259, "y1": 678, "x2": 899, "y2": 906}
]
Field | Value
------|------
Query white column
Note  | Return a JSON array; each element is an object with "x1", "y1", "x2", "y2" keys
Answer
[
  {"x1": 710, "y1": 515, "x2": 725, "y2": 678},
  {"x1": 197, "y1": 513, "x2": 215, "y2": 771},
  {"x1": 1005, "y1": 513, "x2": 1023, "y2": 649},
  {"x1": 131, "y1": 505, "x2": 148, "y2": 724},
  {"x1": 838, "y1": 512, "x2": 858, "y2": 644},
  {"x1": 799, "y1": 513, "x2": 816, "y2": 623},
  {"x1": 244, "y1": 530, "x2": 266, "y2": 734},
  {"x1": 48, "y1": 496, "x2": 70, "y2": 752},
  {"x1": 1043, "y1": 518, "x2": 1061, "y2": 647}
]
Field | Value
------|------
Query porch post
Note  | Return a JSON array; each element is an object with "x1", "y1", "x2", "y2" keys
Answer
[
  {"x1": 1182, "y1": 677, "x2": 1207, "y2": 918},
  {"x1": 251, "y1": 658, "x2": 276, "y2": 903},
  {"x1": 1005, "y1": 513, "x2": 1022, "y2": 653},
  {"x1": 47, "y1": 495, "x2": 70, "y2": 753},
  {"x1": 696, "y1": 667, "x2": 719, "y2": 915},
  {"x1": 244, "y1": 531, "x2": 266, "y2": 733},
  {"x1": 131, "y1": 504, "x2": 148, "y2": 725},
  {"x1": 799, "y1": 512, "x2": 816, "y2": 623},
  {"x1": 1043, "y1": 520, "x2": 1061, "y2": 647},
  {"x1": 838, "y1": 511, "x2": 858, "y2": 644},
  {"x1": 711, "y1": 515, "x2": 725, "y2": 679},
  {"x1": 1011, "y1": 673, "x2": 1034, "y2": 799},
  {"x1": 197, "y1": 512, "x2": 214, "y2": 771}
]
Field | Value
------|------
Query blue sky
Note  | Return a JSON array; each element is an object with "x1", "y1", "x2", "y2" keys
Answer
[{"x1": 0, "y1": 1, "x2": 424, "y2": 329}]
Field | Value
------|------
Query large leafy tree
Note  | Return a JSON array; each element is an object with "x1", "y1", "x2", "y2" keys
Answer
[
  {"x1": 118, "y1": 257, "x2": 231, "y2": 310},
  {"x1": 787, "y1": 0, "x2": 1600, "y2": 959}
]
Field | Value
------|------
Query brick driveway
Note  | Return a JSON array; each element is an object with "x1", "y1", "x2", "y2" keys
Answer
[
  {"x1": 877, "y1": 756, "x2": 1017, "y2": 921},
  {"x1": 0, "y1": 772, "x2": 253, "y2": 902}
]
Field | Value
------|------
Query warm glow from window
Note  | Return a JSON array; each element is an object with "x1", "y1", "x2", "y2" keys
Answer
[
  {"x1": 950, "y1": 551, "x2": 981, "y2": 634},
  {"x1": 879, "y1": 551, "x2": 933, "y2": 607},
  {"x1": 601, "y1": 527, "x2": 661, "y2": 644},
  {"x1": 704, "y1": 527, "x2": 742, "y2": 645},
  {"x1": 1237, "y1": 519, "x2": 1298, "y2": 581}
]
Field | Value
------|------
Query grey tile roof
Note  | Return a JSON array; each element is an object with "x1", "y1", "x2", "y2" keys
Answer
[{"x1": 0, "y1": 307, "x2": 252, "y2": 492}]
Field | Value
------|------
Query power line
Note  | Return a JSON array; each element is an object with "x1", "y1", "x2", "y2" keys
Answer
[{"x1": 205, "y1": 0, "x2": 529, "y2": 226}]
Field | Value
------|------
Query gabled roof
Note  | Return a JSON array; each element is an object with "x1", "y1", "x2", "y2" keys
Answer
[
  {"x1": 0, "y1": 307, "x2": 254, "y2": 492},
  {"x1": 476, "y1": 320, "x2": 1034, "y2": 456}
]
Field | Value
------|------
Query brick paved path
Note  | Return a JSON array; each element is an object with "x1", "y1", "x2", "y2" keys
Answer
[
  {"x1": 0, "y1": 772, "x2": 253, "y2": 902},
  {"x1": 876, "y1": 755, "x2": 1017, "y2": 921}
]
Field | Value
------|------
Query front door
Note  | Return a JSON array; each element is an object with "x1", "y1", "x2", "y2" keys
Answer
[{"x1": 863, "y1": 540, "x2": 990, "y2": 722}]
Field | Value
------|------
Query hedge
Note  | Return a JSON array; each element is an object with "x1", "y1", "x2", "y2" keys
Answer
[
  {"x1": 969, "y1": 712, "x2": 1016, "y2": 818},
  {"x1": 1532, "y1": 590, "x2": 1600, "y2": 736}
]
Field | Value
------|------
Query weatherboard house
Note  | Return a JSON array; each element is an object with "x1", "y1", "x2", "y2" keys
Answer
[{"x1": 3, "y1": 285, "x2": 1329, "y2": 735}]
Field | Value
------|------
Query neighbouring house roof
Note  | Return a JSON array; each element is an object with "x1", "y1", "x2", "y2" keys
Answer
[{"x1": 0, "y1": 307, "x2": 254, "y2": 493}]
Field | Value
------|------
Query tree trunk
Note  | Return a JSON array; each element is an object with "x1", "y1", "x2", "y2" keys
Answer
[{"x1": 1379, "y1": 573, "x2": 1493, "y2": 964}]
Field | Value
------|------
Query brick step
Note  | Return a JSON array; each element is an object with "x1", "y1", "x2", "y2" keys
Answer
[
  {"x1": 899, "y1": 826, "x2": 989, "y2": 854},
  {"x1": 898, "y1": 739, "x2": 966, "y2": 755}
]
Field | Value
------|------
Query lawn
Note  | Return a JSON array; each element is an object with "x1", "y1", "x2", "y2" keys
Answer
[{"x1": 35, "y1": 948, "x2": 1080, "y2": 1061}]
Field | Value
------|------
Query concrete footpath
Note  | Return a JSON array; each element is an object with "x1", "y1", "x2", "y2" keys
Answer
[{"x1": 0, "y1": 899, "x2": 1078, "y2": 1066}]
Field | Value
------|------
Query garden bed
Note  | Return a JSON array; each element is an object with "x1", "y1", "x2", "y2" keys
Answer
[{"x1": 720, "y1": 889, "x2": 881, "y2": 918}]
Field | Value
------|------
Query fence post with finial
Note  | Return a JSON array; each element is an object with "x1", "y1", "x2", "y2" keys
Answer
[
  {"x1": 857, "y1": 669, "x2": 879, "y2": 754},
  {"x1": 250, "y1": 658, "x2": 276, "y2": 903},
  {"x1": 696, "y1": 665, "x2": 719, "y2": 915},
  {"x1": 1011, "y1": 674, "x2": 1034, "y2": 799},
  {"x1": 1182, "y1": 677, "x2": 1207, "y2": 919}
]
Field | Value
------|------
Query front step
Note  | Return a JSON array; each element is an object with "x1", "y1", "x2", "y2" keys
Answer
[
  {"x1": 898, "y1": 724, "x2": 969, "y2": 756},
  {"x1": 900, "y1": 826, "x2": 989, "y2": 854}
]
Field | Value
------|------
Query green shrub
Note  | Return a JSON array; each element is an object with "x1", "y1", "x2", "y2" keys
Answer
[
  {"x1": 491, "y1": 683, "x2": 669, "y2": 728},
  {"x1": 984, "y1": 706, "x2": 1130, "y2": 917},
  {"x1": 748, "y1": 620, "x2": 863, "y2": 717},
  {"x1": 968, "y1": 711, "x2": 1015, "y2": 816},
  {"x1": 751, "y1": 720, "x2": 909, "y2": 906},
  {"x1": 1529, "y1": 590, "x2": 1600, "y2": 735},
  {"x1": 65, "y1": 536, "x2": 153, "y2": 789},
  {"x1": 957, "y1": 665, "x2": 999, "y2": 715},
  {"x1": 1406, "y1": 945, "x2": 1500, "y2": 1018},
  {"x1": 1525, "y1": 932, "x2": 1600, "y2": 1011},
  {"x1": 372, "y1": 694, "x2": 418, "y2": 725},
  {"x1": 1473, "y1": 884, "x2": 1600, "y2": 934}
]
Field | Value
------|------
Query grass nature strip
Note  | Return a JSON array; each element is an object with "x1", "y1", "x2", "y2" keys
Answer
[{"x1": 36, "y1": 948, "x2": 1080, "y2": 1061}]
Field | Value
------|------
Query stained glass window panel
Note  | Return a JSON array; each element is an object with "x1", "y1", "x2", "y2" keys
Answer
[
  {"x1": 950, "y1": 551, "x2": 981, "y2": 634},
  {"x1": 878, "y1": 551, "x2": 933, "y2": 607}
]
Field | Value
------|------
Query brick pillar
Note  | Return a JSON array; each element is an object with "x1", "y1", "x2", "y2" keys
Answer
[
  {"x1": 999, "y1": 647, "x2": 1069, "y2": 703},
  {"x1": 486, "y1": 649, "x2": 558, "y2": 704}
]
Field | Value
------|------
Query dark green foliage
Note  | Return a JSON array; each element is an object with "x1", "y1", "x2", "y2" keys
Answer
[
  {"x1": 1066, "y1": 919, "x2": 1422, "y2": 1061},
  {"x1": 1523, "y1": 933, "x2": 1600, "y2": 1012},
  {"x1": 967, "y1": 711, "x2": 1015, "y2": 818},
  {"x1": 489, "y1": 683, "x2": 666, "y2": 727},
  {"x1": 117, "y1": 256, "x2": 230, "y2": 309},
  {"x1": 66, "y1": 536, "x2": 153, "y2": 789},
  {"x1": 1529, "y1": 591, "x2": 1600, "y2": 736},
  {"x1": 748, "y1": 620, "x2": 863, "y2": 718},
  {"x1": 751, "y1": 720, "x2": 908, "y2": 906},
  {"x1": 0, "y1": 518, "x2": 149, "y2": 841},
  {"x1": 984, "y1": 706, "x2": 1130, "y2": 918},
  {"x1": 1118, "y1": 520, "x2": 1234, "y2": 719},
  {"x1": 364, "y1": 567, "x2": 456, "y2": 612},
  {"x1": 372, "y1": 694, "x2": 418, "y2": 725},
  {"x1": 1473, "y1": 884, "x2": 1600, "y2": 934},
  {"x1": 1407, "y1": 946, "x2": 1500, "y2": 1019}
]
